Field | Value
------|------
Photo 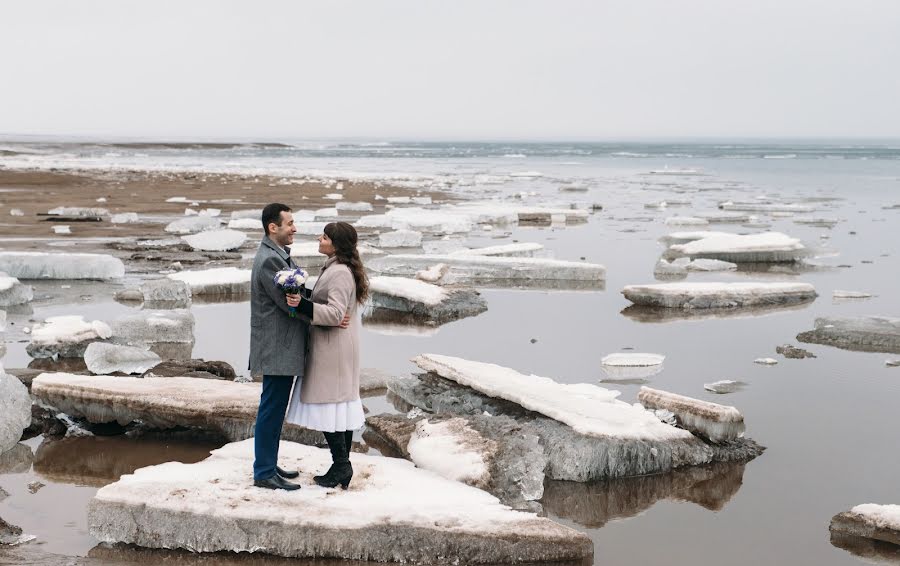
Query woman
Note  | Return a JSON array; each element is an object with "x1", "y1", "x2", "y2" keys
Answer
[{"x1": 284, "y1": 221, "x2": 368, "y2": 489}]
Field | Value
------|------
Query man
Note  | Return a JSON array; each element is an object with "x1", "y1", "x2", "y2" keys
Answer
[{"x1": 249, "y1": 203, "x2": 309, "y2": 490}]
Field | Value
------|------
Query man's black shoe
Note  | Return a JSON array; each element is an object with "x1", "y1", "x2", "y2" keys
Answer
[
  {"x1": 276, "y1": 466, "x2": 300, "y2": 479},
  {"x1": 254, "y1": 474, "x2": 300, "y2": 491}
]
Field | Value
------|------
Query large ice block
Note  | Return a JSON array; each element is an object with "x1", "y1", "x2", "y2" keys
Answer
[
  {"x1": 0, "y1": 364, "x2": 32, "y2": 454},
  {"x1": 379, "y1": 229, "x2": 423, "y2": 248},
  {"x1": 0, "y1": 252, "x2": 125, "y2": 280},
  {"x1": 622, "y1": 282, "x2": 817, "y2": 309},
  {"x1": 637, "y1": 387, "x2": 745, "y2": 443},
  {"x1": 109, "y1": 309, "x2": 195, "y2": 347},
  {"x1": 450, "y1": 242, "x2": 544, "y2": 258},
  {"x1": 84, "y1": 343, "x2": 162, "y2": 375},
  {"x1": 167, "y1": 267, "x2": 251, "y2": 297},
  {"x1": 367, "y1": 277, "x2": 488, "y2": 323},
  {"x1": 0, "y1": 274, "x2": 33, "y2": 307},
  {"x1": 667, "y1": 232, "x2": 807, "y2": 262},
  {"x1": 181, "y1": 229, "x2": 246, "y2": 252},
  {"x1": 797, "y1": 316, "x2": 900, "y2": 353},
  {"x1": 164, "y1": 216, "x2": 220, "y2": 234},
  {"x1": 830, "y1": 504, "x2": 900, "y2": 547},
  {"x1": 26, "y1": 315, "x2": 113, "y2": 358}
]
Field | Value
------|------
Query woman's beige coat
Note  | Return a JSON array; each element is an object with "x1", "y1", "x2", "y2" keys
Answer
[{"x1": 299, "y1": 256, "x2": 360, "y2": 404}]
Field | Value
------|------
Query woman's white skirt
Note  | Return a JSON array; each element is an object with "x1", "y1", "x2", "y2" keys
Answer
[{"x1": 284, "y1": 377, "x2": 365, "y2": 433}]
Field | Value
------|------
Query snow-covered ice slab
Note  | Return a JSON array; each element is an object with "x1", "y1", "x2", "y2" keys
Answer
[
  {"x1": 84, "y1": 343, "x2": 161, "y2": 375},
  {"x1": 139, "y1": 278, "x2": 192, "y2": 307},
  {"x1": 336, "y1": 201, "x2": 374, "y2": 212},
  {"x1": 290, "y1": 242, "x2": 384, "y2": 268},
  {"x1": 797, "y1": 316, "x2": 900, "y2": 354},
  {"x1": 168, "y1": 267, "x2": 251, "y2": 297},
  {"x1": 31, "y1": 374, "x2": 319, "y2": 444},
  {"x1": 181, "y1": 229, "x2": 246, "y2": 252},
  {"x1": 369, "y1": 254, "x2": 605, "y2": 287},
  {"x1": 110, "y1": 212, "x2": 140, "y2": 224},
  {"x1": 227, "y1": 217, "x2": 260, "y2": 230},
  {"x1": 623, "y1": 282, "x2": 817, "y2": 309},
  {"x1": 397, "y1": 356, "x2": 762, "y2": 481},
  {"x1": 87, "y1": 439, "x2": 591, "y2": 564},
  {"x1": 830, "y1": 504, "x2": 900, "y2": 547},
  {"x1": 48, "y1": 206, "x2": 109, "y2": 217},
  {"x1": 1, "y1": 363, "x2": 32, "y2": 454},
  {"x1": 661, "y1": 231, "x2": 737, "y2": 246},
  {"x1": 667, "y1": 232, "x2": 807, "y2": 263},
  {"x1": 379, "y1": 229, "x2": 423, "y2": 248},
  {"x1": 0, "y1": 274, "x2": 33, "y2": 306},
  {"x1": 27, "y1": 315, "x2": 113, "y2": 358},
  {"x1": 0, "y1": 252, "x2": 125, "y2": 280},
  {"x1": 601, "y1": 353, "x2": 665, "y2": 380},
  {"x1": 368, "y1": 277, "x2": 487, "y2": 323},
  {"x1": 638, "y1": 387, "x2": 745, "y2": 443},
  {"x1": 164, "y1": 216, "x2": 220, "y2": 234},
  {"x1": 450, "y1": 242, "x2": 544, "y2": 258},
  {"x1": 109, "y1": 309, "x2": 195, "y2": 347}
]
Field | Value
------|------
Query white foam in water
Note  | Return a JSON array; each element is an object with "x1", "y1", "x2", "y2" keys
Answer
[
  {"x1": 0, "y1": 252, "x2": 125, "y2": 280},
  {"x1": 84, "y1": 342, "x2": 161, "y2": 375},
  {"x1": 181, "y1": 229, "x2": 247, "y2": 251}
]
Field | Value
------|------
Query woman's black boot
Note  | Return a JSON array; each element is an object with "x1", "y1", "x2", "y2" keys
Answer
[
  {"x1": 314, "y1": 432, "x2": 341, "y2": 484},
  {"x1": 315, "y1": 431, "x2": 352, "y2": 489}
]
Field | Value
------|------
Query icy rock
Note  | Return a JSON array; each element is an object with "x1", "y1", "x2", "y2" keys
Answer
[
  {"x1": 84, "y1": 343, "x2": 162, "y2": 375},
  {"x1": 450, "y1": 242, "x2": 544, "y2": 258},
  {"x1": 142, "y1": 359, "x2": 235, "y2": 380},
  {"x1": 31, "y1": 374, "x2": 319, "y2": 444},
  {"x1": 830, "y1": 504, "x2": 900, "y2": 547},
  {"x1": 379, "y1": 229, "x2": 423, "y2": 248},
  {"x1": 367, "y1": 413, "x2": 546, "y2": 506},
  {"x1": 797, "y1": 316, "x2": 900, "y2": 354},
  {"x1": 109, "y1": 309, "x2": 195, "y2": 347},
  {"x1": 52, "y1": 225, "x2": 71, "y2": 234},
  {"x1": 684, "y1": 259, "x2": 738, "y2": 272},
  {"x1": 0, "y1": 364, "x2": 32, "y2": 454},
  {"x1": 26, "y1": 315, "x2": 113, "y2": 358},
  {"x1": 622, "y1": 282, "x2": 817, "y2": 309},
  {"x1": 367, "y1": 277, "x2": 488, "y2": 323},
  {"x1": 754, "y1": 358, "x2": 778, "y2": 365},
  {"x1": 665, "y1": 216, "x2": 709, "y2": 226},
  {"x1": 637, "y1": 387, "x2": 745, "y2": 443},
  {"x1": 703, "y1": 380, "x2": 745, "y2": 394},
  {"x1": 181, "y1": 229, "x2": 246, "y2": 252},
  {"x1": 139, "y1": 278, "x2": 192, "y2": 307},
  {"x1": 48, "y1": 206, "x2": 109, "y2": 217},
  {"x1": 167, "y1": 267, "x2": 251, "y2": 297},
  {"x1": 369, "y1": 254, "x2": 606, "y2": 287},
  {"x1": 415, "y1": 263, "x2": 449, "y2": 283},
  {"x1": 776, "y1": 344, "x2": 816, "y2": 359},
  {"x1": 227, "y1": 218, "x2": 260, "y2": 230},
  {"x1": 88, "y1": 439, "x2": 591, "y2": 564},
  {"x1": 395, "y1": 359, "x2": 763, "y2": 481},
  {"x1": 668, "y1": 232, "x2": 807, "y2": 263},
  {"x1": 290, "y1": 242, "x2": 384, "y2": 268},
  {"x1": 336, "y1": 201, "x2": 373, "y2": 212},
  {"x1": 601, "y1": 353, "x2": 665, "y2": 380},
  {"x1": 0, "y1": 274, "x2": 33, "y2": 306},
  {"x1": 833, "y1": 290, "x2": 872, "y2": 299},
  {"x1": 164, "y1": 215, "x2": 219, "y2": 234},
  {"x1": 0, "y1": 252, "x2": 125, "y2": 280},
  {"x1": 110, "y1": 212, "x2": 139, "y2": 224}
]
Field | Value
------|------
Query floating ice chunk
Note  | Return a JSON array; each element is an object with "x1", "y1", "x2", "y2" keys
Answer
[
  {"x1": 184, "y1": 208, "x2": 198, "y2": 216},
  {"x1": 52, "y1": 225, "x2": 71, "y2": 234},
  {"x1": 294, "y1": 221, "x2": 327, "y2": 235},
  {"x1": 601, "y1": 353, "x2": 665, "y2": 379},
  {"x1": 84, "y1": 343, "x2": 162, "y2": 375},
  {"x1": 668, "y1": 232, "x2": 807, "y2": 263},
  {"x1": 833, "y1": 290, "x2": 872, "y2": 299},
  {"x1": 0, "y1": 363, "x2": 32, "y2": 453},
  {"x1": 886, "y1": 360, "x2": 900, "y2": 367},
  {"x1": 684, "y1": 259, "x2": 738, "y2": 272},
  {"x1": 386, "y1": 207, "x2": 473, "y2": 233},
  {"x1": 720, "y1": 202, "x2": 815, "y2": 213},
  {"x1": 227, "y1": 218, "x2": 260, "y2": 230},
  {"x1": 164, "y1": 215, "x2": 219, "y2": 234},
  {"x1": 754, "y1": 358, "x2": 778, "y2": 365},
  {"x1": 415, "y1": 263, "x2": 449, "y2": 283},
  {"x1": 797, "y1": 316, "x2": 900, "y2": 353},
  {"x1": 661, "y1": 231, "x2": 736, "y2": 245},
  {"x1": 354, "y1": 214, "x2": 394, "y2": 228},
  {"x1": 86, "y1": 438, "x2": 589, "y2": 563},
  {"x1": 229, "y1": 209, "x2": 262, "y2": 221},
  {"x1": 637, "y1": 387, "x2": 745, "y2": 443},
  {"x1": 168, "y1": 267, "x2": 251, "y2": 296},
  {"x1": 9, "y1": 208, "x2": 24, "y2": 216},
  {"x1": 387, "y1": 196, "x2": 411, "y2": 204},
  {"x1": 368, "y1": 277, "x2": 487, "y2": 323},
  {"x1": 110, "y1": 212, "x2": 139, "y2": 224},
  {"x1": 412, "y1": 196, "x2": 432, "y2": 205},
  {"x1": 622, "y1": 282, "x2": 817, "y2": 309},
  {"x1": 336, "y1": 201, "x2": 373, "y2": 212},
  {"x1": 315, "y1": 207, "x2": 339, "y2": 220},
  {"x1": 771, "y1": 211, "x2": 794, "y2": 218},
  {"x1": 703, "y1": 380, "x2": 745, "y2": 394},
  {"x1": 181, "y1": 229, "x2": 246, "y2": 251},
  {"x1": 139, "y1": 278, "x2": 191, "y2": 307},
  {"x1": 665, "y1": 216, "x2": 709, "y2": 226},
  {"x1": 695, "y1": 212, "x2": 752, "y2": 223},
  {"x1": 198, "y1": 208, "x2": 221, "y2": 217},
  {"x1": 0, "y1": 252, "x2": 125, "y2": 280},
  {"x1": 109, "y1": 309, "x2": 195, "y2": 346},
  {"x1": 165, "y1": 196, "x2": 188, "y2": 203},
  {"x1": 379, "y1": 229, "x2": 422, "y2": 248},
  {"x1": 290, "y1": 242, "x2": 383, "y2": 267},
  {"x1": 323, "y1": 193, "x2": 343, "y2": 200},
  {"x1": 450, "y1": 242, "x2": 544, "y2": 258},
  {"x1": 48, "y1": 206, "x2": 109, "y2": 217},
  {"x1": 0, "y1": 274, "x2": 33, "y2": 306},
  {"x1": 369, "y1": 254, "x2": 605, "y2": 286},
  {"x1": 830, "y1": 504, "x2": 900, "y2": 547},
  {"x1": 793, "y1": 216, "x2": 839, "y2": 227},
  {"x1": 654, "y1": 259, "x2": 689, "y2": 279},
  {"x1": 26, "y1": 315, "x2": 113, "y2": 358}
]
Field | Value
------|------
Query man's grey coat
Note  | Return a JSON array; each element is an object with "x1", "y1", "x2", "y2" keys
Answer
[{"x1": 248, "y1": 236, "x2": 309, "y2": 377}]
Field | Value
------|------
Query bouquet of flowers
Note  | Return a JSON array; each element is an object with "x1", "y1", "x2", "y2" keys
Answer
[{"x1": 273, "y1": 267, "x2": 308, "y2": 318}]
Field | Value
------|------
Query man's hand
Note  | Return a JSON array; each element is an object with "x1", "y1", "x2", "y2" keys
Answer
[
  {"x1": 286, "y1": 293, "x2": 301, "y2": 308},
  {"x1": 339, "y1": 313, "x2": 351, "y2": 329}
]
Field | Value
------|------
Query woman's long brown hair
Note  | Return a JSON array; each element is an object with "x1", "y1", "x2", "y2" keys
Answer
[{"x1": 323, "y1": 221, "x2": 369, "y2": 304}]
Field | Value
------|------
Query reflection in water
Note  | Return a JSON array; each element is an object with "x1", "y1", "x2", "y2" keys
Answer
[
  {"x1": 620, "y1": 301, "x2": 813, "y2": 323},
  {"x1": 33, "y1": 435, "x2": 221, "y2": 487},
  {"x1": 0, "y1": 443, "x2": 34, "y2": 474},
  {"x1": 830, "y1": 532, "x2": 900, "y2": 564},
  {"x1": 541, "y1": 461, "x2": 748, "y2": 528},
  {"x1": 363, "y1": 319, "x2": 441, "y2": 337}
]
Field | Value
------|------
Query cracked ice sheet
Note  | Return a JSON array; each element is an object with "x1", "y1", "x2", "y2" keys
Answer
[
  {"x1": 88, "y1": 439, "x2": 590, "y2": 563},
  {"x1": 412, "y1": 354, "x2": 692, "y2": 442}
]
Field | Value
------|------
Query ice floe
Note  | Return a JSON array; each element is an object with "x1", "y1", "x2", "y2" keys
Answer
[
  {"x1": 48, "y1": 206, "x2": 109, "y2": 217},
  {"x1": 754, "y1": 358, "x2": 778, "y2": 365},
  {"x1": 52, "y1": 225, "x2": 71, "y2": 234},
  {"x1": 830, "y1": 504, "x2": 900, "y2": 547},
  {"x1": 449, "y1": 242, "x2": 544, "y2": 258},
  {"x1": 719, "y1": 202, "x2": 815, "y2": 213},
  {"x1": 139, "y1": 278, "x2": 192, "y2": 307},
  {"x1": 833, "y1": 290, "x2": 873, "y2": 299},
  {"x1": 26, "y1": 315, "x2": 113, "y2": 359},
  {"x1": 227, "y1": 218, "x2": 260, "y2": 230},
  {"x1": 0, "y1": 252, "x2": 125, "y2": 280},
  {"x1": 336, "y1": 201, "x2": 374, "y2": 212},
  {"x1": 164, "y1": 215, "x2": 220, "y2": 234},
  {"x1": 0, "y1": 363, "x2": 32, "y2": 454},
  {"x1": 84, "y1": 343, "x2": 162, "y2": 375},
  {"x1": 665, "y1": 216, "x2": 709, "y2": 226},
  {"x1": 622, "y1": 282, "x2": 817, "y2": 309},
  {"x1": 0, "y1": 274, "x2": 33, "y2": 306},
  {"x1": 703, "y1": 380, "x2": 745, "y2": 394},
  {"x1": 667, "y1": 232, "x2": 807, "y2": 263},
  {"x1": 110, "y1": 212, "x2": 140, "y2": 224},
  {"x1": 290, "y1": 242, "x2": 384, "y2": 268},
  {"x1": 601, "y1": 353, "x2": 665, "y2": 380},
  {"x1": 181, "y1": 229, "x2": 247, "y2": 251},
  {"x1": 367, "y1": 277, "x2": 487, "y2": 323},
  {"x1": 661, "y1": 231, "x2": 736, "y2": 246},
  {"x1": 638, "y1": 387, "x2": 745, "y2": 443},
  {"x1": 168, "y1": 267, "x2": 251, "y2": 297},
  {"x1": 797, "y1": 316, "x2": 900, "y2": 353},
  {"x1": 108, "y1": 309, "x2": 195, "y2": 350},
  {"x1": 87, "y1": 438, "x2": 591, "y2": 563},
  {"x1": 379, "y1": 229, "x2": 423, "y2": 248}
]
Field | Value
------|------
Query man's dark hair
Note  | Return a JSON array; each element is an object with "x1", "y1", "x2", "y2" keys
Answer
[{"x1": 261, "y1": 203, "x2": 291, "y2": 235}]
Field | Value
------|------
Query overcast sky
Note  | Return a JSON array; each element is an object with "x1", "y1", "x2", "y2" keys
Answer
[{"x1": 2, "y1": 1, "x2": 899, "y2": 140}]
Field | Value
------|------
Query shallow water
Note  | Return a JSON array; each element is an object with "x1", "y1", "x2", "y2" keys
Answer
[{"x1": 2, "y1": 145, "x2": 900, "y2": 565}]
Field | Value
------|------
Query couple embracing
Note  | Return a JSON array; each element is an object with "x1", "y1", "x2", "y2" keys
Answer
[{"x1": 248, "y1": 203, "x2": 368, "y2": 491}]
